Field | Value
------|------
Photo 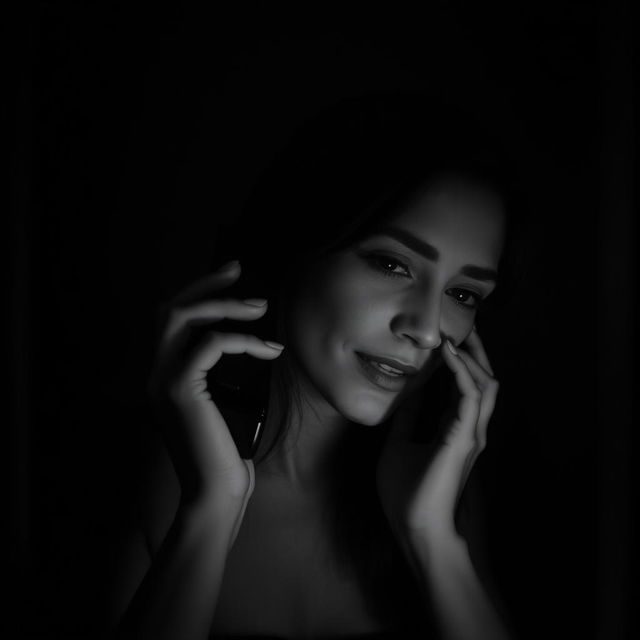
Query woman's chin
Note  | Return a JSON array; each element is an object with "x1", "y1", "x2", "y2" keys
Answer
[
  {"x1": 350, "y1": 413, "x2": 387, "y2": 427},
  {"x1": 338, "y1": 393, "x2": 396, "y2": 427}
]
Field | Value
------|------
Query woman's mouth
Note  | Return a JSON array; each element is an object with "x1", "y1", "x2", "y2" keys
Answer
[{"x1": 354, "y1": 351, "x2": 417, "y2": 392}]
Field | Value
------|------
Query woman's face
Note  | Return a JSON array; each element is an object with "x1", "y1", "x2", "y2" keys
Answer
[{"x1": 288, "y1": 177, "x2": 505, "y2": 426}]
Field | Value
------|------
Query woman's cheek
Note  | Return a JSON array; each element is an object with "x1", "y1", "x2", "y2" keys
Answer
[{"x1": 441, "y1": 306, "x2": 475, "y2": 346}]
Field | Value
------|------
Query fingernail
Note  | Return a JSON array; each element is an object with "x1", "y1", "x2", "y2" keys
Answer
[
  {"x1": 264, "y1": 340, "x2": 285, "y2": 350},
  {"x1": 218, "y1": 259, "x2": 240, "y2": 273},
  {"x1": 244, "y1": 298, "x2": 268, "y2": 307},
  {"x1": 446, "y1": 339, "x2": 458, "y2": 356}
]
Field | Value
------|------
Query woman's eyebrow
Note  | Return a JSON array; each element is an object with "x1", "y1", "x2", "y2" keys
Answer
[{"x1": 369, "y1": 225, "x2": 498, "y2": 283}]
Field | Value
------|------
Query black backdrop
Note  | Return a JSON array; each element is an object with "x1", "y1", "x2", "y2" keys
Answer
[{"x1": 8, "y1": 2, "x2": 637, "y2": 639}]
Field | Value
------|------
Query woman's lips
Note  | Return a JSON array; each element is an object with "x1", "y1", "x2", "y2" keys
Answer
[{"x1": 355, "y1": 352, "x2": 416, "y2": 392}]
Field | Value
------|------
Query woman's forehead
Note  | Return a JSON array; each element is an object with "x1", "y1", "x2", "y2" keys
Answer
[
  {"x1": 396, "y1": 179, "x2": 503, "y2": 231},
  {"x1": 366, "y1": 180, "x2": 506, "y2": 265}
]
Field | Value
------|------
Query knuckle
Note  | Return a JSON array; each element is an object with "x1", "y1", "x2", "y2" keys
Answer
[
  {"x1": 456, "y1": 434, "x2": 476, "y2": 455},
  {"x1": 468, "y1": 387, "x2": 482, "y2": 402},
  {"x1": 202, "y1": 329, "x2": 223, "y2": 346}
]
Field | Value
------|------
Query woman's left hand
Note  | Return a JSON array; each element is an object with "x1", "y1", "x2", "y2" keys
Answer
[{"x1": 376, "y1": 326, "x2": 500, "y2": 544}]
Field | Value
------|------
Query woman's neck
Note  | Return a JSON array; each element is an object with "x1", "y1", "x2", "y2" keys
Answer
[{"x1": 255, "y1": 377, "x2": 355, "y2": 498}]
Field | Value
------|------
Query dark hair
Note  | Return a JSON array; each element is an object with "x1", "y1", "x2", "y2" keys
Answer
[
  {"x1": 220, "y1": 89, "x2": 529, "y2": 302},
  {"x1": 212, "y1": 89, "x2": 531, "y2": 630}
]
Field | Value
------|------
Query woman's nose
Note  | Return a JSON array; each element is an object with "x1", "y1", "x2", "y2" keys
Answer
[{"x1": 390, "y1": 289, "x2": 442, "y2": 350}]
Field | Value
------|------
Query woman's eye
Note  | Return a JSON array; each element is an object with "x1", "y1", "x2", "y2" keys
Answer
[
  {"x1": 365, "y1": 254, "x2": 411, "y2": 278},
  {"x1": 447, "y1": 288, "x2": 482, "y2": 310}
]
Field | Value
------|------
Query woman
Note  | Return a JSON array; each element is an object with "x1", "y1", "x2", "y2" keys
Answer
[{"x1": 108, "y1": 92, "x2": 526, "y2": 639}]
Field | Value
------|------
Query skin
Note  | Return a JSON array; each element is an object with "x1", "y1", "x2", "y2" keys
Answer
[
  {"x1": 130, "y1": 174, "x2": 509, "y2": 639},
  {"x1": 240, "y1": 175, "x2": 512, "y2": 639},
  {"x1": 258, "y1": 176, "x2": 505, "y2": 499}
]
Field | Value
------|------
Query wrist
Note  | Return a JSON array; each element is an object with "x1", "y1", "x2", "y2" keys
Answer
[
  {"x1": 404, "y1": 528, "x2": 473, "y2": 598},
  {"x1": 406, "y1": 526, "x2": 468, "y2": 566},
  {"x1": 179, "y1": 489, "x2": 245, "y2": 527}
]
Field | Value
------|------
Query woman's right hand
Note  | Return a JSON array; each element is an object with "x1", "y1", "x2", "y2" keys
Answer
[{"x1": 146, "y1": 260, "x2": 284, "y2": 512}]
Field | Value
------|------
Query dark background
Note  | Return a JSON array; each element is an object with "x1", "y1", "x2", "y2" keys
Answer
[{"x1": 8, "y1": 1, "x2": 637, "y2": 639}]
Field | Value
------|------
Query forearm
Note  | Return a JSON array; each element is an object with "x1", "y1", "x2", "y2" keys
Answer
[
  {"x1": 404, "y1": 532, "x2": 512, "y2": 640},
  {"x1": 113, "y1": 498, "x2": 240, "y2": 640}
]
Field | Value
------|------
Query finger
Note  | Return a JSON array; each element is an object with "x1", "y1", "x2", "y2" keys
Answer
[
  {"x1": 160, "y1": 298, "x2": 269, "y2": 355},
  {"x1": 455, "y1": 349, "x2": 499, "y2": 450},
  {"x1": 440, "y1": 340, "x2": 481, "y2": 445},
  {"x1": 169, "y1": 260, "x2": 242, "y2": 308},
  {"x1": 176, "y1": 333, "x2": 284, "y2": 391},
  {"x1": 463, "y1": 326, "x2": 494, "y2": 376},
  {"x1": 454, "y1": 347, "x2": 493, "y2": 391}
]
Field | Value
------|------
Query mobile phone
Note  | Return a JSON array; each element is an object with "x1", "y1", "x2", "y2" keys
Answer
[
  {"x1": 206, "y1": 346, "x2": 271, "y2": 459},
  {"x1": 204, "y1": 261, "x2": 276, "y2": 459}
]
